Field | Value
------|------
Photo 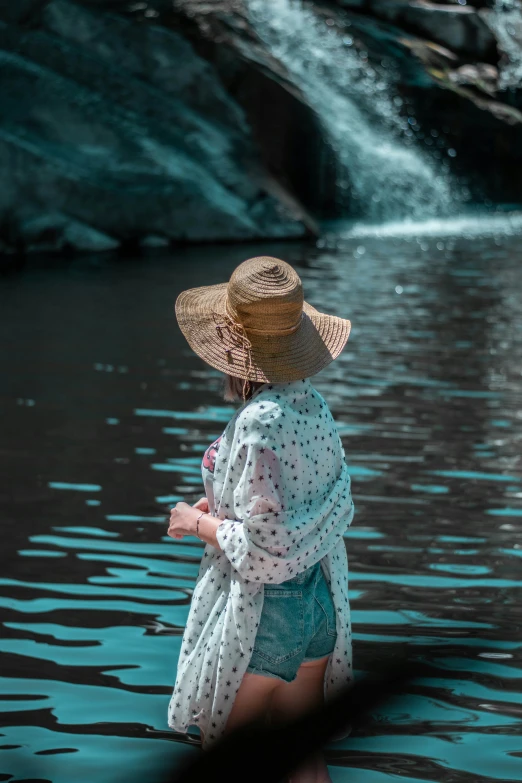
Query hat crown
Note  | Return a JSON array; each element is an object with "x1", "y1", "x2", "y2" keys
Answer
[{"x1": 227, "y1": 257, "x2": 304, "y2": 334}]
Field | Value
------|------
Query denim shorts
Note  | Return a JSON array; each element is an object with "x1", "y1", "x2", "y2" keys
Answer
[{"x1": 245, "y1": 560, "x2": 337, "y2": 683}]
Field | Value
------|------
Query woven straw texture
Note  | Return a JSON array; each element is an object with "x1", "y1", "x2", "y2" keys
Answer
[{"x1": 175, "y1": 256, "x2": 351, "y2": 383}]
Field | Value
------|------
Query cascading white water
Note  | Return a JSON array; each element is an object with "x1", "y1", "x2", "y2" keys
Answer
[
  {"x1": 487, "y1": 0, "x2": 522, "y2": 89},
  {"x1": 245, "y1": 0, "x2": 458, "y2": 222}
]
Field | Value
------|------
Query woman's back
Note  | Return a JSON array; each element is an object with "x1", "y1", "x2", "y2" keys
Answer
[
  {"x1": 169, "y1": 256, "x2": 354, "y2": 779},
  {"x1": 169, "y1": 378, "x2": 354, "y2": 746}
]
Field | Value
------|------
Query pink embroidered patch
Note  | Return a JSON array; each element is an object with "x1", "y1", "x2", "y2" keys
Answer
[{"x1": 202, "y1": 435, "x2": 222, "y2": 474}]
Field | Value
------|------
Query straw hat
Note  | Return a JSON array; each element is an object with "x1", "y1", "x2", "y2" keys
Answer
[{"x1": 175, "y1": 256, "x2": 351, "y2": 384}]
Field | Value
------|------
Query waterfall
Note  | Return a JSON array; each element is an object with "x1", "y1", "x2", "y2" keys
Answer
[
  {"x1": 245, "y1": 0, "x2": 457, "y2": 223},
  {"x1": 487, "y1": 0, "x2": 522, "y2": 89}
]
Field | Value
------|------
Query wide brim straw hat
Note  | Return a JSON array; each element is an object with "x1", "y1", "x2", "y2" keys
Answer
[{"x1": 175, "y1": 256, "x2": 351, "y2": 384}]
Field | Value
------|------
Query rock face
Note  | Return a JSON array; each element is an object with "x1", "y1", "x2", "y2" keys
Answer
[
  {"x1": 0, "y1": 0, "x2": 522, "y2": 254},
  {"x1": 0, "y1": 0, "x2": 318, "y2": 254}
]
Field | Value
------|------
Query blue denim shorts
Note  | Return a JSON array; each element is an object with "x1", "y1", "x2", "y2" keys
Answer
[{"x1": 245, "y1": 560, "x2": 337, "y2": 683}]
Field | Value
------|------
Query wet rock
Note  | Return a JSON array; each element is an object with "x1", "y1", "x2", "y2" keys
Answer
[
  {"x1": 0, "y1": 1, "x2": 49, "y2": 25},
  {"x1": 0, "y1": 0, "x2": 315, "y2": 253},
  {"x1": 448, "y1": 62, "x2": 499, "y2": 95},
  {"x1": 337, "y1": 1, "x2": 497, "y2": 59},
  {"x1": 403, "y1": 2, "x2": 496, "y2": 60},
  {"x1": 141, "y1": 235, "x2": 171, "y2": 248},
  {"x1": 20, "y1": 214, "x2": 120, "y2": 253},
  {"x1": 0, "y1": 208, "x2": 121, "y2": 254}
]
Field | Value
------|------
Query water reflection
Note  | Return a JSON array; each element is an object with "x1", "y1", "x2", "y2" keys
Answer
[{"x1": 0, "y1": 232, "x2": 521, "y2": 782}]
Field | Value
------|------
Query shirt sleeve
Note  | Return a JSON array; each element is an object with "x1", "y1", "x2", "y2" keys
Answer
[
  {"x1": 215, "y1": 434, "x2": 354, "y2": 584},
  {"x1": 215, "y1": 442, "x2": 288, "y2": 581}
]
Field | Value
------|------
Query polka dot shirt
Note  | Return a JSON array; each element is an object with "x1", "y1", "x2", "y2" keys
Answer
[{"x1": 168, "y1": 378, "x2": 354, "y2": 747}]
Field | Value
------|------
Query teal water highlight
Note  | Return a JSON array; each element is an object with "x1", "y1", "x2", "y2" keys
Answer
[{"x1": 1, "y1": 232, "x2": 521, "y2": 782}]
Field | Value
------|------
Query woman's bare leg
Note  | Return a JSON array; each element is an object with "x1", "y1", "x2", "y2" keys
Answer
[
  {"x1": 269, "y1": 655, "x2": 332, "y2": 783},
  {"x1": 224, "y1": 670, "x2": 281, "y2": 734}
]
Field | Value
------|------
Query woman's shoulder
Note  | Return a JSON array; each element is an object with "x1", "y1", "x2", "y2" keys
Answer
[
  {"x1": 236, "y1": 390, "x2": 286, "y2": 429},
  {"x1": 236, "y1": 379, "x2": 330, "y2": 429},
  {"x1": 224, "y1": 379, "x2": 344, "y2": 462}
]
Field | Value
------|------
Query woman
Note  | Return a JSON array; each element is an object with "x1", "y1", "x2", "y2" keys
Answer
[{"x1": 167, "y1": 256, "x2": 354, "y2": 782}]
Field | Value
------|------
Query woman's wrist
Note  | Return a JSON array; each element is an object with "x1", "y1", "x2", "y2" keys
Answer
[
  {"x1": 195, "y1": 510, "x2": 207, "y2": 538},
  {"x1": 195, "y1": 513, "x2": 222, "y2": 551}
]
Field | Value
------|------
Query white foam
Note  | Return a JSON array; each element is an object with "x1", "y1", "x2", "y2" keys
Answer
[{"x1": 334, "y1": 212, "x2": 522, "y2": 239}]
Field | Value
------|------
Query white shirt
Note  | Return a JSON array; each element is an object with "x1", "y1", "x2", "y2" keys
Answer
[{"x1": 168, "y1": 377, "x2": 355, "y2": 746}]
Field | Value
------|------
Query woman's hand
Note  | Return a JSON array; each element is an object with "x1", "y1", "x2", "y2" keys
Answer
[
  {"x1": 168, "y1": 501, "x2": 204, "y2": 540},
  {"x1": 193, "y1": 496, "x2": 210, "y2": 513},
  {"x1": 167, "y1": 497, "x2": 222, "y2": 551}
]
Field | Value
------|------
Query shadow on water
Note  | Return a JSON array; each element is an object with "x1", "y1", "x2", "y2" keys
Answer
[{"x1": 0, "y1": 230, "x2": 521, "y2": 783}]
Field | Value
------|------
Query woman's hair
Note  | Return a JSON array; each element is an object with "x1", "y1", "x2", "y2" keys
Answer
[{"x1": 223, "y1": 374, "x2": 265, "y2": 403}]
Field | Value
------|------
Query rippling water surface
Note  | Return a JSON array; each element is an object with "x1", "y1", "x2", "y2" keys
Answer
[{"x1": 1, "y1": 228, "x2": 522, "y2": 783}]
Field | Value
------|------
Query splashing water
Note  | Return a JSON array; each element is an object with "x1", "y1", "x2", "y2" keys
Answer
[
  {"x1": 487, "y1": 0, "x2": 522, "y2": 89},
  {"x1": 331, "y1": 210, "x2": 522, "y2": 240},
  {"x1": 245, "y1": 0, "x2": 457, "y2": 221}
]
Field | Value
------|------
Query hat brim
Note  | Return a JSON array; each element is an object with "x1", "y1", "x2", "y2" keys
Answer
[{"x1": 175, "y1": 282, "x2": 351, "y2": 383}]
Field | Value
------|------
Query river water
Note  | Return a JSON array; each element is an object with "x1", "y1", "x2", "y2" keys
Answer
[{"x1": 1, "y1": 223, "x2": 522, "y2": 783}]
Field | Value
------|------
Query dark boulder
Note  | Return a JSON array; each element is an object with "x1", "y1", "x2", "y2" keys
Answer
[
  {"x1": 401, "y1": 2, "x2": 497, "y2": 61},
  {"x1": 336, "y1": 1, "x2": 497, "y2": 59},
  {"x1": 0, "y1": 0, "x2": 317, "y2": 254}
]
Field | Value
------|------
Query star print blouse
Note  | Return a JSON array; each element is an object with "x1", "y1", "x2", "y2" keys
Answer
[{"x1": 168, "y1": 377, "x2": 355, "y2": 747}]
